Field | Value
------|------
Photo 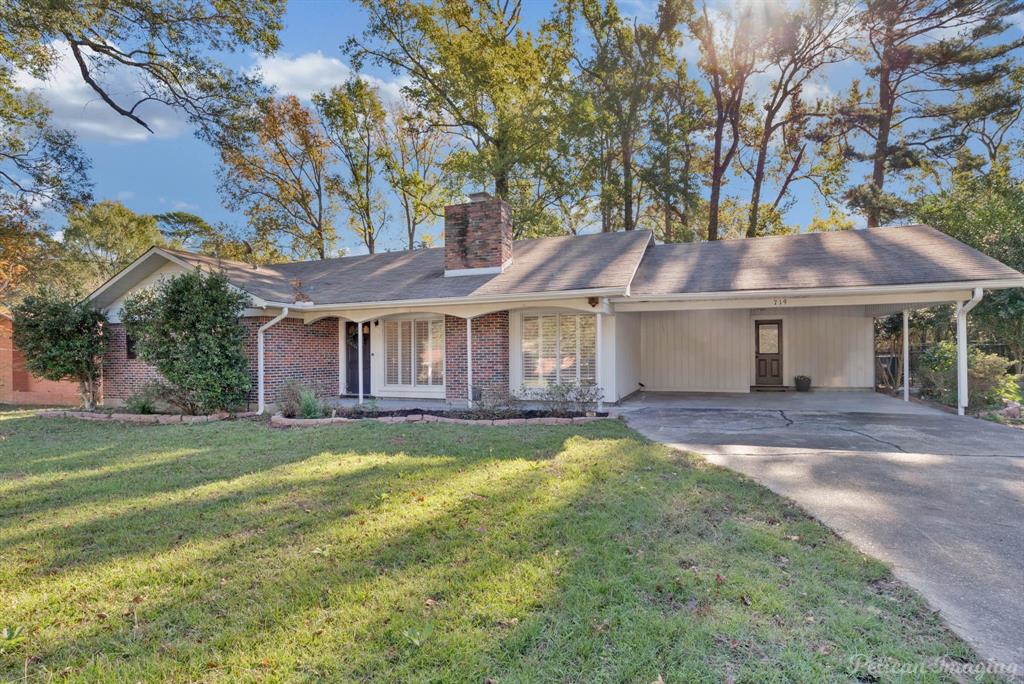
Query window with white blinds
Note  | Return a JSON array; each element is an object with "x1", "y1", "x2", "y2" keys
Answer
[
  {"x1": 384, "y1": 318, "x2": 444, "y2": 387},
  {"x1": 521, "y1": 313, "x2": 596, "y2": 388}
]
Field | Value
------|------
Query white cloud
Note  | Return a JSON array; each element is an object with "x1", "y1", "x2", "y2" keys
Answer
[
  {"x1": 15, "y1": 41, "x2": 188, "y2": 142},
  {"x1": 251, "y1": 51, "x2": 408, "y2": 102},
  {"x1": 116, "y1": 190, "x2": 135, "y2": 201}
]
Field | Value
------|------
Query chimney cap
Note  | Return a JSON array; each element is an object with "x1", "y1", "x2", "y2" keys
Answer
[{"x1": 468, "y1": 191, "x2": 492, "y2": 203}]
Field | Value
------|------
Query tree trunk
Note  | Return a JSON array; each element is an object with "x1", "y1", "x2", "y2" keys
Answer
[
  {"x1": 747, "y1": 127, "x2": 772, "y2": 238},
  {"x1": 80, "y1": 378, "x2": 96, "y2": 410},
  {"x1": 869, "y1": 62, "x2": 893, "y2": 228},
  {"x1": 622, "y1": 132, "x2": 634, "y2": 231},
  {"x1": 707, "y1": 117, "x2": 726, "y2": 241}
]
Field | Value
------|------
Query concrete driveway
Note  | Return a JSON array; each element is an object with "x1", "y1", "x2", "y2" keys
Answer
[{"x1": 621, "y1": 393, "x2": 1024, "y2": 674}]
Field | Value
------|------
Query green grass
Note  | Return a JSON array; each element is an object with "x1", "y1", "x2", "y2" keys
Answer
[{"x1": 0, "y1": 409, "x2": 1000, "y2": 683}]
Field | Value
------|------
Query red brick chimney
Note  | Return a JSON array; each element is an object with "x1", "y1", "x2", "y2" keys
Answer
[{"x1": 443, "y1": 192, "x2": 513, "y2": 276}]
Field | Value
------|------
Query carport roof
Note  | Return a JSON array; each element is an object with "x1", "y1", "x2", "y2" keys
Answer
[{"x1": 629, "y1": 224, "x2": 1024, "y2": 295}]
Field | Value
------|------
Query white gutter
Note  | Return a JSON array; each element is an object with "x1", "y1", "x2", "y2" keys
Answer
[
  {"x1": 252, "y1": 286, "x2": 627, "y2": 313},
  {"x1": 257, "y1": 307, "x2": 289, "y2": 414},
  {"x1": 956, "y1": 287, "x2": 984, "y2": 416},
  {"x1": 608, "y1": 278, "x2": 1024, "y2": 303}
]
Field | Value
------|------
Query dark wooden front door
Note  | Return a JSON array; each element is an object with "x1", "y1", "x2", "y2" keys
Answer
[
  {"x1": 345, "y1": 322, "x2": 371, "y2": 395},
  {"x1": 755, "y1": 320, "x2": 783, "y2": 386}
]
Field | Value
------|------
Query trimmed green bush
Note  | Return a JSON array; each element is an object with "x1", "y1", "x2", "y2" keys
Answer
[
  {"x1": 11, "y1": 290, "x2": 108, "y2": 408},
  {"x1": 121, "y1": 269, "x2": 251, "y2": 414}
]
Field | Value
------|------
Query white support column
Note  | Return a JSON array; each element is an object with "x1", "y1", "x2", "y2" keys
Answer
[
  {"x1": 595, "y1": 311, "x2": 604, "y2": 412},
  {"x1": 956, "y1": 288, "x2": 984, "y2": 416},
  {"x1": 357, "y1": 320, "x2": 364, "y2": 405},
  {"x1": 466, "y1": 316, "x2": 474, "y2": 408},
  {"x1": 338, "y1": 318, "x2": 344, "y2": 397},
  {"x1": 902, "y1": 310, "x2": 910, "y2": 402}
]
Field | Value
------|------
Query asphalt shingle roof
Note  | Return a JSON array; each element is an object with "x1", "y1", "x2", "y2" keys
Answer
[
  {"x1": 629, "y1": 225, "x2": 1022, "y2": 296},
  {"x1": 165, "y1": 230, "x2": 653, "y2": 306}
]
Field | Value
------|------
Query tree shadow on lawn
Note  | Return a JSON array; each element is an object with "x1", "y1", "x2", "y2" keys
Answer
[{"x1": 2, "y1": 419, "x2": 992, "y2": 683}]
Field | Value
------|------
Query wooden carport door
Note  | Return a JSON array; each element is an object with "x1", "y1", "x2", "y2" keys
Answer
[{"x1": 755, "y1": 320, "x2": 783, "y2": 385}]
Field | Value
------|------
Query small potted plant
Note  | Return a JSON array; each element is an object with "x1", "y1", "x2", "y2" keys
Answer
[{"x1": 794, "y1": 375, "x2": 812, "y2": 392}]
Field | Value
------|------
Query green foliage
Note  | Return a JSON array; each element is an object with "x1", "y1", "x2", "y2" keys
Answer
[
  {"x1": 10, "y1": 290, "x2": 107, "y2": 408},
  {"x1": 62, "y1": 200, "x2": 165, "y2": 290},
  {"x1": 525, "y1": 382, "x2": 605, "y2": 416},
  {"x1": 124, "y1": 383, "x2": 162, "y2": 415},
  {"x1": 918, "y1": 341, "x2": 1020, "y2": 410},
  {"x1": 121, "y1": 269, "x2": 251, "y2": 414},
  {"x1": 298, "y1": 389, "x2": 324, "y2": 419},
  {"x1": 276, "y1": 379, "x2": 326, "y2": 418},
  {"x1": 915, "y1": 167, "x2": 1024, "y2": 366}
]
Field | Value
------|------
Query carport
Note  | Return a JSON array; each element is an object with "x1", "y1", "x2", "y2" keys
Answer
[{"x1": 609, "y1": 226, "x2": 1023, "y2": 415}]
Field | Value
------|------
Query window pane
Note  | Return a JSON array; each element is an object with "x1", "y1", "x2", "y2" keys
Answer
[
  {"x1": 400, "y1": 320, "x2": 412, "y2": 385},
  {"x1": 385, "y1": 320, "x2": 399, "y2": 384},
  {"x1": 758, "y1": 324, "x2": 779, "y2": 354},
  {"x1": 430, "y1": 320, "x2": 445, "y2": 385},
  {"x1": 579, "y1": 314, "x2": 596, "y2": 385},
  {"x1": 415, "y1": 320, "x2": 429, "y2": 385},
  {"x1": 522, "y1": 315, "x2": 540, "y2": 387},
  {"x1": 540, "y1": 315, "x2": 558, "y2": 386},
  {"x1": 559, "y1": 315, "x2": 578, "y2": 383}
]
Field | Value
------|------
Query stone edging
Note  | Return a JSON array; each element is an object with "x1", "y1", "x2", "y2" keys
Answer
[
  {"x1": 37, "y1": 410, "x2": 260, "y2": 425},
  {"x1": 269, "y1": 413, "x2": 608, "y2": 428}
]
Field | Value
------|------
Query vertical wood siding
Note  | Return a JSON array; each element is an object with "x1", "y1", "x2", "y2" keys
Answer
[
  {"x1": 640, "y1": 310, "x2": 751, "y2": 392},
  {"x1": 639, "y1": 306, "x2": 874, "y2": 392}
]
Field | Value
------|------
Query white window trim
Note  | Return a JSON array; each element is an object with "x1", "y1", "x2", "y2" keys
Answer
[
  {"x1": 511, "y1": 310, "x2": 597, "y2": 395},
  {"x1": 381, "y1": 314, "x2": 446, "y2": 394}
]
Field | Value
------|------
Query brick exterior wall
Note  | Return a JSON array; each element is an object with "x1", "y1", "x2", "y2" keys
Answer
[
  {"x1": 444, "y1": 311, "x2": 509, "y2": 402},
  {"x1": 102, "y1": 316, "x2": 339, "y2": 407},
  {"x1": 242, "y1": 317, "x2": 339, "y2": 403},
  {"x1": 443, "y1": 196, "x2": 513, "y2": 271},
  {"x1": 102, "y1": 323, "x2": 163, "y2": 404}
]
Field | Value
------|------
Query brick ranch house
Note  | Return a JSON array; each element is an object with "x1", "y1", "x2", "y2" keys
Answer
[{"x1": 89, "y1": 193, "x2": 1024, "y2": 416}]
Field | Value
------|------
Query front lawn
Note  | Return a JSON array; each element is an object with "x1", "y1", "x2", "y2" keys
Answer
[{"x1": 0, "y1": 410, "x2": 996, "y2": 682}]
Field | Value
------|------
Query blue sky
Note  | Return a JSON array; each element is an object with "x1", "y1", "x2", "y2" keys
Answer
[{"x1": 23, "y1": 1, "x2": 1024, "y2": 254}]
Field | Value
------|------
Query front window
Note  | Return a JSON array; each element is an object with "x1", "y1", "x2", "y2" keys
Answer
[
  {"x1": 385, "y1": 318, "x2": 444, "y2": 387},
  {"x1": 521, "y1": 313, "x2": 596, "y2": 388}
]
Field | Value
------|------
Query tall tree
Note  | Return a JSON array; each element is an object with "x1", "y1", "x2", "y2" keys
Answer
[
  {"x1": 578, "y1": 0, "x2": 688, "y2": 231},
  {"x1": 62, "y1": 200, "x2": 165, "y2": 288},
  {"x1": 740, "y1": 0, "x2": 852, "y2": 237},
  {"x1": 638, "y1": 62, "x2": 707, "y2": 242},
  {"x1": 316, "y1": 79, "x2": 389, "y2": 254},
  {"x1": 692, "y1": 2, "x2": 762, "y2": 240},
  {"x1": 0, "y1": 0, "x2": 285, "y2": 139},
  {"x1": 346, "y1": 0, "x2": 573, "y2": 204},
  {"x1": 218, "y1": 96, "x2": 339, "y2": 260},
  {"x1": 155, "y1": 212, "x2": 285, "y2": 264},
  {"x1": 844, "y1": 0, "x2": 1024, "y2": 227},
  {"x1": 379, "y1": 101, "x2": 452, "y2": 250}
]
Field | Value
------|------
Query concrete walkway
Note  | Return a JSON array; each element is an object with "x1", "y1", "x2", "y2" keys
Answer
[{"x1": 623, "y1": 398, "x2": 1024, "y2": 675}]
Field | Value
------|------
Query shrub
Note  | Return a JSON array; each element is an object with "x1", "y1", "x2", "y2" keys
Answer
[
  {"x1": 121, "y1": 269, "x2": 251, "y2": 414},
  {"x1": 524, "y1": 382, "x2": 604, "y2": 417},
  {"x1": 465, "y1": 387, "x2": 520, "y2": 420},
  {"x1": 124, "y1": 383, "x2": 161, "y2": 414},
  {"x1": 11, "y1": 290, "x2": 108, "y2": 409},
  {"x1": 299, "y1": 387, "x2": 324, "y2": 418},
  {"x1": 277, "y1": 380, "x2": 304, "y2": 418},
  {"x1": 919, "y1": 341, "x2": 1021, "y2": 410}
]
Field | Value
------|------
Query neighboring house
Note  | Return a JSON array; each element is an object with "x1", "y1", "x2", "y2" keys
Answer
[
  {"x1": 89, "y1": 193, "x2": 1024, "y2": 415},
  {"x1": 0, "y1": 313, "x2": 81, "y2": 406}
]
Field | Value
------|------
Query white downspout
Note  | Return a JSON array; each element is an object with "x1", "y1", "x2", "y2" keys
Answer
[
  {"x1": 257, "y1": 307, "x2": 289, "y2": 415},
  {"x1": 466, "y1": 316, "x2": 474, "y2": 408},
  {"x1": 902, "y1": 310, "x2": 910, "y2": 402},
  {"x1": 956, "y1": 287, "x2": 984, "y2": 416}
]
